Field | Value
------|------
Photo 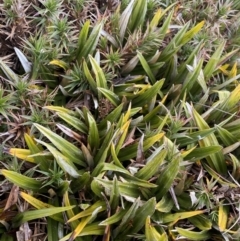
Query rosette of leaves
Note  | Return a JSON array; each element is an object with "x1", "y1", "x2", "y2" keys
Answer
[{"x1": 3, "y1": 58, "x2": 240, "y2": 240}]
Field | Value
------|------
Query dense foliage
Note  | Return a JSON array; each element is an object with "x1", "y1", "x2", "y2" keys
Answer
[{"x1": 0, "y1": 0, "x2": 240, "y2": 240}]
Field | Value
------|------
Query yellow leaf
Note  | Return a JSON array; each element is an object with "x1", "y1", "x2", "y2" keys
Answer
[
  {"x1": 218, "y1": 64, "x2": 229, "y2": 75},
  {"x1": 181, "y1": 146, "x2": 196, "y2": 158},
  {"x1": 149, "y1": 8, "x2": 162, "y2": 29},
  {"x1": 8, "y1": 148, "x2": 35, "y2": 163},
  {"x1": 162, "y1": 210, "x2": 206, "y2": 223},
  {"x1": 229, "y1": 62, "x2": 237, "y2": 79},
  {"x1": 145, "y1": 216, "x2": 163, "y2": 241},
  {"x1": 49, "y1": 59, "x2": 68, "y2": 70},
  {"x1": 226, "y1": 84, "x2": 240, "y2": 108},
  {"x1": 68, "y1": 217, "x2": 90, "y2": 241},
  {"x1": 21, "y1": 192, "x2": 53, "y2": 209},
  {"x1": 181, "y1": 21, "x2": 204, "y2": 44},
  {"x1": 218, "y1": 204, "x2": 228, "y2": 232},
  {"x1": 63, "y1": 192, "x2": 80, "y2": 229}
]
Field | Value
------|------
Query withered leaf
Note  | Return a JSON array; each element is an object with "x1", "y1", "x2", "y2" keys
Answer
[
  {"x1": 4, "y1": 185, "x2": 19, "y2": 211},
  {"x1": 136, "y1": 135, "x2": 145, "y2": 163}
]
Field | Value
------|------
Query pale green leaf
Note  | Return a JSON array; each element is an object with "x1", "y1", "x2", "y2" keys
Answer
[
  {"x1": 177, "y1": 228, "x2": 210, "y2": 241},
  {"x1": 1, "y1": 170, "x2": 42, "y2": 192},
  {"x1": 13, "y1": 206, "x2": 75, "y2": 227},
  {"x1": 34, "y1": 124, "x2": 85, "y2": 166}
]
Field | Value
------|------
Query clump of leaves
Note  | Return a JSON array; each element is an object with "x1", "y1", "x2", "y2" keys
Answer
[{"x1": 0, "y1": 0, "x2": 240, "y2": 241}]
